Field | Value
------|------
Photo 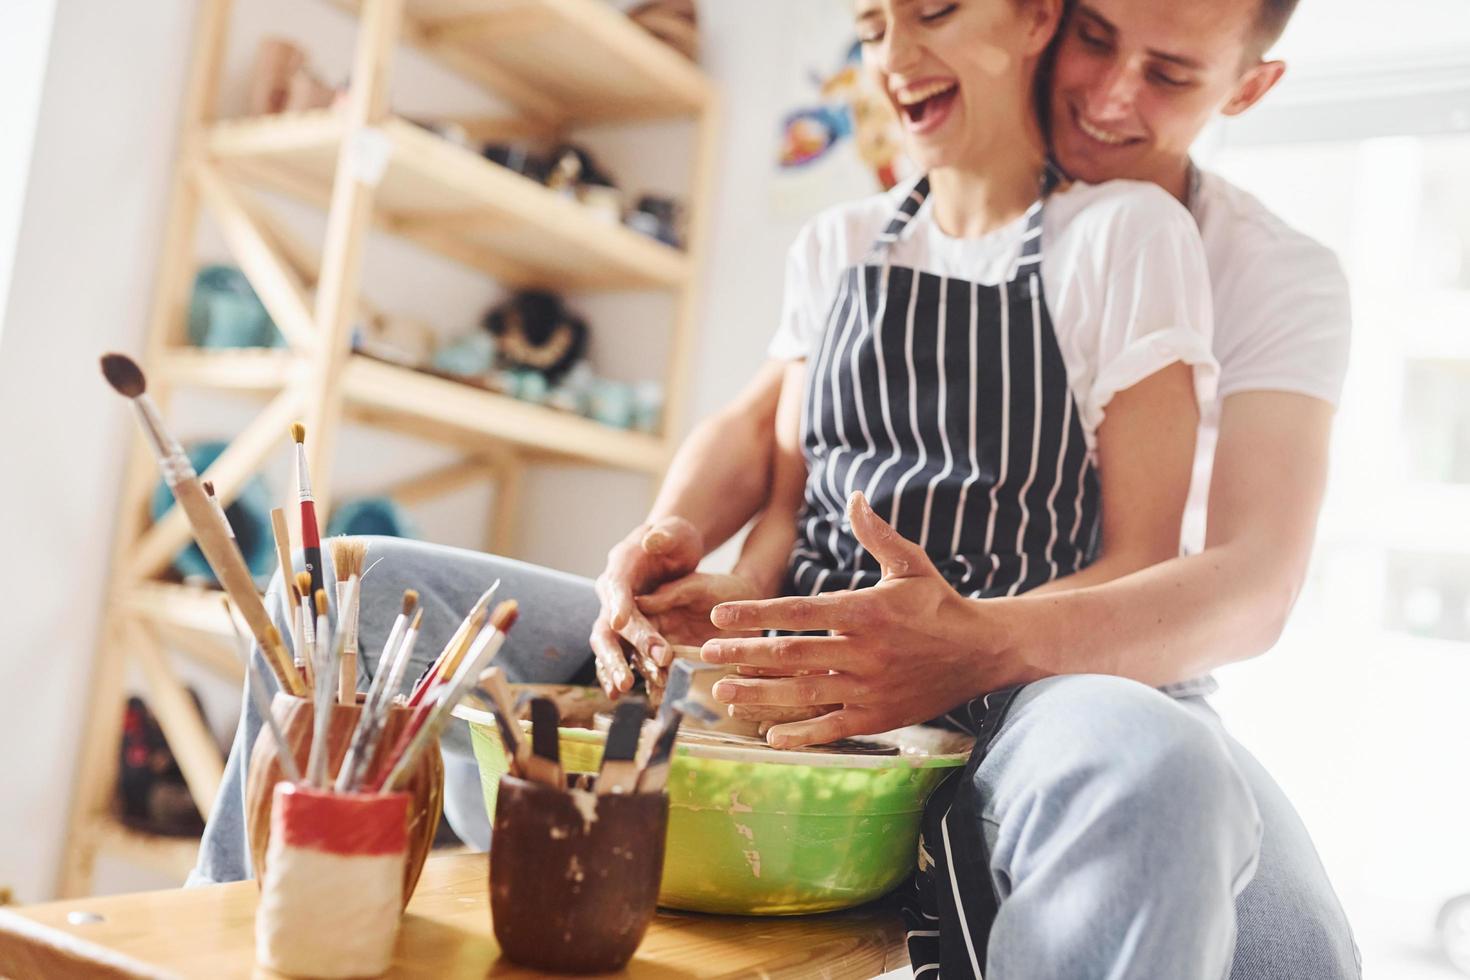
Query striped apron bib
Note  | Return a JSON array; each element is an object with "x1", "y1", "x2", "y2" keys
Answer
[{"x1": 787, "y1": 174, "x2": 1101, "y2": 977}]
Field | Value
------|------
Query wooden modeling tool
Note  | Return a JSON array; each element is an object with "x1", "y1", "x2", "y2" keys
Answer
[
  {"x1": 289, "y1": 422, "x2": 324, "y2": 601},
  {"x1": 476, "y1": 667, "x2": 526, "y2": 775},
  {"x1": 99, "y1": 353, "x2": 305, "y2": 696},
  {"x1": 634, "y1": 697, "x2": 714, "y2": 795},
  {"x1": 330, "y1": 537, "x2": 367, "y2": 705},
  {"x1": 223, "y1": 598, "x2": 302, "y2": 784},
  {"x1": 407, "y1": 580, "x2": 498, "y2": 707},
  {"x1": 526, "y1": 697, "x2": 564, "y2": 789},
  {"x1": 595, "y1": 697, "x2": 647, "y2": 796},
  {"x1": 374, "y1": 600, "x2": 519, "y2": 793}
]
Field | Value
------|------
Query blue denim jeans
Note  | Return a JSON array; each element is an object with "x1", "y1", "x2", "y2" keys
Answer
[{"x1": 188, "y1": 537, "x2": 1358, "y2": 979}]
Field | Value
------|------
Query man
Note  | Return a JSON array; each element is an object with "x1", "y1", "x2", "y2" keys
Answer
[{"x1": 597, "y1": 0, "x2": 1357, "y2": 976}]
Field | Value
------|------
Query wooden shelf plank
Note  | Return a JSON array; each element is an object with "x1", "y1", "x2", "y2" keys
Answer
[
  {"x1": 207, "y1": 111, "x2": 691, "y2": 291},
  {"x1": 149, "y1": 349, "x2": 668, "y2": 473},
  {"x1": 342, "y1": 355, "x2": 669, "y2": 473},
  {"x1": 155, "y1": 348, "x2": 298, "y2": 391},
  {"x1": 328, "y1": 0, "x2": 713, "y2": 123}
]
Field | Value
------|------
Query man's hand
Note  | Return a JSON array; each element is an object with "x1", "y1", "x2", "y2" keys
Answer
[
  {"x1": 702, "y1": 492, "x2": 1047, "y2": 747},
  {"x1": 590, "y1": 517, "x2": 703, "y2": 696}
]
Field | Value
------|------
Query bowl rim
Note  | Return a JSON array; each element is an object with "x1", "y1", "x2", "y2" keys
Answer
[{"x1": 453, "y1": 704, "x2": 970, "y2": 771}]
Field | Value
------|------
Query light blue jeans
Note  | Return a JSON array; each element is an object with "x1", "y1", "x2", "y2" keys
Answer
[{"x1": 189, "y1": 537, "x2": 1358, "y2": 979}]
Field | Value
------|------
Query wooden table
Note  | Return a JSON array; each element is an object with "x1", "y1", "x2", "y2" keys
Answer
[{"x1": 0, "y1": 854, "x2": 909, "y2": 978}]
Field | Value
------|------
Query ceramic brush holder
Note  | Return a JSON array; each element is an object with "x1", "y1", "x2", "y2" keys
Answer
[
  {"x1": 246, "y1": 692, "x2": 443, "y2": 906},
  {"x1": 255, "y1": 783, "x2": 408, "y2": 978},
  {"x1": 489, "y1": 774, "x2": 668, "y2": 973}
]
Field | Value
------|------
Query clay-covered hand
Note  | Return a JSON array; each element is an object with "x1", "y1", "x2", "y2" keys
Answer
[
  {"x1": 590, "y1": 517, "x2": 703, "y2": 697},
  {"x1": 703, "y1": 492, "x2": 1047, "y2": 748},
  {"x1": 634, "y1": 571, "x2": 764, "y2": 648}
]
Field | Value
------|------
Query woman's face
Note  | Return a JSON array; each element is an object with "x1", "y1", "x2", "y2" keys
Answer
[{"x1": 855, "y1": 0, "x2": 1059, "y2": 172}]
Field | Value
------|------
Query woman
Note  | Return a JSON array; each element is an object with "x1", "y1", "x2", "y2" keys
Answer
[
  {"x1": 625, "y1": 1, "x2": 1236, "y2": 976},
  {"x1": 629, "y1": 0, "x2": 1212, "y2": 711}
]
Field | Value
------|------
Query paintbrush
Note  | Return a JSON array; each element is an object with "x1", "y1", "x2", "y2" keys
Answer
[
  {"x1": 407, "y1": 580, "x2": 499, "y2": 708},
  {"x1": 294, "y1": 571, "x2": 316, "y2": 689},
  {"x1": 475, "y1": 666, "x2": 526, "y2": 775},
  {"x1": 339, "y1": 588, "x2": 418, "y2": 768},
  {"x1": 525, "y1": 697, "x2": 564, "y2": 789},
  {"x1": 595, "y1": 697, "x2": 648, "y2": 796},
  {"x1": 100, "y1": 353, "x2": 304, "y2": 696},
  {"x1": 222, "y1": 598, "x2": 302, "y2": 783},
  {"x1": 305, "y1": 587, "x2": 335, "y2": 787},
  {"x1": 373, "y1": 600, "x2": 518, "y2": 793},
  {"x1": 290, "y1": 422, "x2": 324, "y2": 602},
  {"x1": 336, "y1": 606, "x2": 423, "y2": 793},
  {"x1": 329, "y1": 537, "x2": 367, "y2": 706}
]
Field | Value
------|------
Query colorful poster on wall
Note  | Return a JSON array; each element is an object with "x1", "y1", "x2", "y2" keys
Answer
[{"x1": 769, "y1": 0, "x2": 915, "y2": 218}]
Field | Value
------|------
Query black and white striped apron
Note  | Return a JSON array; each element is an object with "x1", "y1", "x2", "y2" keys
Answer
[{"x1": 786, "y1": 173, "x2": 1101, "y2": 977}]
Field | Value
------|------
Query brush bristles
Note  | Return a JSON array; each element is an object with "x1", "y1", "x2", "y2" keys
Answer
[
  {"x1": 295, "y1": 571, "x2": 312, "y2": 599},
  {"x1": 402, "y1": 589, "x2": 419, "y2": 616},
  {"x1": 490, "y1": 600, "x2": 519, "y2": 633},
  {"x1": 314, "y1": 589, "x2": 328, "y2": 616},
  {"x1": 290, "y1": 421, "x2": 306, "y2": 444},
  {"x1": 100, "y1": 353, "x2": 146, "y2": 398},
  {"x1": 329, "y1": 537, "x2": 368, "y2": 581}
]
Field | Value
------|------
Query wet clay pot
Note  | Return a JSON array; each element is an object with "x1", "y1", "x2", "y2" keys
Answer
[
  {"x1": 489, "y1": 775, "x2": 668, "y2": 974},
  {"x1": 246, "y1": 693, "x2": 444, "y2": 907}
]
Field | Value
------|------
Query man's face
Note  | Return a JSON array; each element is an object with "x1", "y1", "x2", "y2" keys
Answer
[{"x1": 1048, "y1": 0, "x2": 1277, "y2": 193}]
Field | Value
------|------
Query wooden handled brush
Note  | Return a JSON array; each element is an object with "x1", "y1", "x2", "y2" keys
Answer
[{"x1": 100, "y1": 353, "x2": 305, "y2": 696}]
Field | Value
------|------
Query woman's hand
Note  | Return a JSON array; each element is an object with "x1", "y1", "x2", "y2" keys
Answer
[
  {"x1": 635, "y1": 572, "x2": 763, "y2": 648},
  {"x1": 702, "y1": 491, "x2": 1049, "y2": 747},
  {"x1": 590, "y1": 517, "x2": 704, "y2": 697}
]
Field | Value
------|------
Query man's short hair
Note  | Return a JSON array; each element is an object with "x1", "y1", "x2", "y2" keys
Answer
[{"x1": 1252, "y1": 0, "x2": 1300, "y2": 57}]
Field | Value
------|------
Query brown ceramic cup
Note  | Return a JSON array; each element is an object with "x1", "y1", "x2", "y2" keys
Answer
[
  {"x1": 245, "y1": 692, "x2": 444, "y2": 907},
  {"x1": 489, "y1": 775, "x2": 669, "y2": 974}
]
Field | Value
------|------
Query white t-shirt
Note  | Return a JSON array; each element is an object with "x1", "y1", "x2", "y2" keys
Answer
[
  {"x1": 768, "y1": 177, "x2": 1219, "y2": 455},
  {"x1": 1180, "y1": 169, "x2": 1352, "y2": 552}
]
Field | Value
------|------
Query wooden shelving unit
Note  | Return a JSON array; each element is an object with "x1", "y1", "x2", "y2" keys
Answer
[{"x1": 59, "y1": 0, "x2": 718, "y2": 896}]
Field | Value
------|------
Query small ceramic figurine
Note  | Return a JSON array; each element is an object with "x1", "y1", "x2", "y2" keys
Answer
[{"x1": 483, "y1": 291, "x2": 588, "y2": 386}]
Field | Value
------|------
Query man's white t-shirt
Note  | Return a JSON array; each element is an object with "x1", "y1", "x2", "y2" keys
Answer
[
  {"x1": 1180, "y1": 169, "x2": 1352, "y2": 552},
  {"x1": 768, "y1": 177, "x2": 1220, "y2": 456}
]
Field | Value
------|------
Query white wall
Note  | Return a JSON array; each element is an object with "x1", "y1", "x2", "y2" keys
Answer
[
  {"x1": 0, "y1": 0, "x2": 196, "y2": 902},
  {"x1": 0, "y1": 0, "x2": 57, "y2": 343}
]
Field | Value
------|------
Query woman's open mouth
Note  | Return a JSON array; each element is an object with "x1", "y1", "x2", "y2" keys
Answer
[{"x1": 895, "y1": 80, "x2": 959, "y2": 136}]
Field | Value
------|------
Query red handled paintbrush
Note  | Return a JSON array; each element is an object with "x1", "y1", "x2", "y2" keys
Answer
[{"x1": 289, "y1": 422, "x2": 324, "y2": 603}]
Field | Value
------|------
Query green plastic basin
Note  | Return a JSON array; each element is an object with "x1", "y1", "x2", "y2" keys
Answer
[{"x1": 456, "y1": 706, "x2": 967, "y2": 915}]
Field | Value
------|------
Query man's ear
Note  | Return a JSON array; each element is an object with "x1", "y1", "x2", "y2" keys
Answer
[
  {"x1": 1221, "y1": 59, "x2": 1286, "y2": 117},
  {"x1": 1021, "y1": 0, "x2": 1065, "y2": 58}
]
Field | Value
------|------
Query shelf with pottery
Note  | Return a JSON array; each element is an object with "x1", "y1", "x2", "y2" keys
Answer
[
  {"x1": 323, "y1": 0, "x2": 713, "y2": 124},
  {"x1": 157, "y1": 347, "x2": 670, "y2": 474},
  {"x1": 208, "y1": 110, "x2": 692, "y2": 291}
]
